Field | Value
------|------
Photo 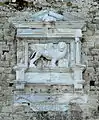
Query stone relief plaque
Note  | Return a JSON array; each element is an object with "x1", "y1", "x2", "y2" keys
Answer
[
  {"x1": 10, "y1": 8, "x2": 88, "y2": 112},
  {"x1": 13, "y1": 26, "x2": 86, "y2": 111},
  {"x1": 28, "y1": 42, "x2": 69, "y2": 68}
]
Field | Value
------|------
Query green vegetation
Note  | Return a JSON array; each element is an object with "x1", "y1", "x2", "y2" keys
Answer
[
  {"x1": 0, "y1": 2, "x2": 5, "y2": 6},
  {"x1": 0, "y1": 0, "x2": 10, "y2": 6}
]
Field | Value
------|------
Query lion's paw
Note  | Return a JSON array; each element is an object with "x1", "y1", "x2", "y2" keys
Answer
[{"x1": 29, "y1": 64, "x2": 36, "y2": 68}]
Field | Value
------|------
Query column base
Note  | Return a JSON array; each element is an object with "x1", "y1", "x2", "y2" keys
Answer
[{"x1": 15, "y1": 81, "x2": 26, "y2": 90}]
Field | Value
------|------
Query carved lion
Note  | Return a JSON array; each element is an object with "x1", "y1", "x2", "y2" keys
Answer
[{"x1": 29, "y1": 42, "x2": 67, "y2": 68}]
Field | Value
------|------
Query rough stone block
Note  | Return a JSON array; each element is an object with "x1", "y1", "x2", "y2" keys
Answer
[
  {"x1": 0, "y1": 61, "x2": 9, "y2": 67},
  {"x1": 82, "y1": 42, "x2": 87, "y2": 48},
  {"x1": 8, "y1": 74, "x2": 15, "y2": 80},
  {"x1": 9, "y1": 61, "x2": 16, "y2": 66},
  {"x1": 82, "y1": 48, "x2": 91, "y2": 55},
  {"x1": 87, "y1": 56, "x2": 93, "y2": 61},
  {"x1": 0, "y1": 67, "x2": 4, "y2": 73},
  {"x1": 93, "y1": 61, "x2": 99, "y2": 67},
  {"x1": 0, "y1": 30, "x2": 3, "y2": 39},
  {"x1": 0, "y1": 24, "x2": 3, "y2": 28},
  {"x1": 0, "y1": 86, "x2": 1, "y2": 91},
  {"x1": 96, "y1": 68, "x2": 99, "y2": 72},
  {"x1": 91, "y1": 49, "x2": 99, "y2": 55},
  {"x1": 87, "y1": 41, "x2": 95, "y2": 48},
  {"x1": 4, "y1": 36, "x2": 14, "y2": 41},
  {"x1": 86, "y1": 29, "x2": 95, "y2": 36},
  {"x1": 86, "y1": 67, "x2": 95, "y2": 74},
  {"x1": 12, "y1": 115, "x2": 24, "y2": 120},
  {"x1": 87, "y1": 61, "x2": 94, "y2": 67},
  {"x1": 4, "y1": 68, "x2": 12, "y2": 74},
  {"x1": 0, "y1": 113, "x2": 10, "y2": 117},
  {"x1": 7, "y1": 41, "x2": 13, "y2": 45},
  {"x1": 4, "y1": 29, "x2": 10, "y2": 36},
  {"x1": 2, "y1": 46, "x2": 9, "y2": 51},
  {"x1": 95, "y1": 40, "x2": 99, "y2": 49},
  {"x1": 3, "y1": 117, "x2": 12, "y2": 120},
  {"x1": 3, "y1": 22, "x2": 9, "y2": 29},
  {"x1": 1, "y1": 106, "x2": 13, "y2": 113},
  {"x1": 93, "y1": 56, "x2": 99, "y2": 61}
]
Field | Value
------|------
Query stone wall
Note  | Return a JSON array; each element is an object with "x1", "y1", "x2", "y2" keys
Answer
[
  {"x1": 79, "y1": 13, "x2": 99, "y2": 118},
  {"x1": 0, "y1": 10, "x2": 16, "y2": 115},
  {"x1": 0, "y1": 1, "x2": 99, "y2": 120},
  {"x1": 0, "y1": 11, "x2": 80, "y2": 120}
]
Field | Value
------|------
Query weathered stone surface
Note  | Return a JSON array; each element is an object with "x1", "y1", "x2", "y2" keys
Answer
[
  {"x1": 2, "y1": 106, "x2": 13, "y2": 113},
  {"x1": 86, "y1": 67, "x2": 95, "y2": 74},
  {"x1": 87, "y1": 56, "x2": 93, "y2": 61},
  {"x1": 4, "y1": 68, "x2": 12, "y2": 74},
  {"x1": 95, "y1": 39, "x2": 99, "y2": 49},
  {"x1": 8, "y1": 74, "x2": 15, "y2": 80},
  {"x1": 0, "y1": 113, "x2": 10, "y2": 117},
  {"x1": 0, "y1": 67, "x2": 4, "y2": 73},
  {"x1": 0, "y1": 61, "x2": 9, "y2": 67},
  {"x1": 0, "y1": 29, "x2": 3, "y2": 39},
  {"x1": 4, "y1": 36, "x2": 14, "y2": 41},
  {"x1": 87, "y1": 41, "x2": 95, "y2": 48},
  {"x1": 91, "y1": 49, "x2": 99, "y2": 55},
  {"x1": 0, "y1": 0, "x2": 99, "y2": 120}
]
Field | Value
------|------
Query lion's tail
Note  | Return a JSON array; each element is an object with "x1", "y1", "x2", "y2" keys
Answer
[{"x1": 30, "y1": 51, "x2": 36, "y2": 59}]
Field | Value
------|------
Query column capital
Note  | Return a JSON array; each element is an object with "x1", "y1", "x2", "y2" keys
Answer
[
  {"x1": 13, "y1": 64, "x2": 27, "y2": 71},
  {"x1": 72, "y1": 64, "x2": 86, "y2": 71},
  {"x1": 75, "y1": 29, "x2": 82, "y2": 38},
  {"x1": 75, "y1": 37, "x2": 80, "y2": 43}
]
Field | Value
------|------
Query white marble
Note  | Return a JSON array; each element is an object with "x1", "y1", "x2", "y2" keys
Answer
[
  {"x1": 12, "y1": 0, "x2": 16, "y2": 2},
  {"x1": 14, "y1": 93, "x2": 87, "y2": 111},
  {"x1": 12, "y1": 9, "x2": 86, "y2": 111},
  {"x1": 14, "y1": 28, "x2": 85, "y2": 89},
  {"x1": 72, "y1": 64, "x2": 86, "y2": 89},
  {"x1": 14, "y1": 64, "x2": 27, "y2": 89},
  {"x1": 70, "y1": 40, "x2": 75, "y2": 66},
  {"x1": 31, "y1": 10, "x2": 64, "y2": 21},
  {"x1": 75, "y1": 29, "x2": 82, "y2": 64},
  {"x1": 29, "y1": 42, "x2": 67, "y2": 68},
  {"x1": 25, "y1": 72, "x2": 74, "y2": 84}
]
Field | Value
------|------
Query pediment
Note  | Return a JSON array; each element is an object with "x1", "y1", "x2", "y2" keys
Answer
[
  {"x1": 8, "y1": 9, "x2": 86, "y2": 39},
  {"x1": 31, "y1": 10, "x2": 64, "y2": 21},
  {"x1": 9, "y1": 9, "x2": 84, "y2": 23},
  {"x1": 31, "y1": 10, "x2": 84, "y2": 21}
]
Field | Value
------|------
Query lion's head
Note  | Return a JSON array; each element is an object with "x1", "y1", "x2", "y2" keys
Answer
[{"x1": 57, "y1": 42, "x2": 67, "y2": 52}]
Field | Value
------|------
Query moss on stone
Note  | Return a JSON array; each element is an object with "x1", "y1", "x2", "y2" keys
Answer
[{"x1": 0, "y1": 2, "x2": 5, "y2": 6}]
